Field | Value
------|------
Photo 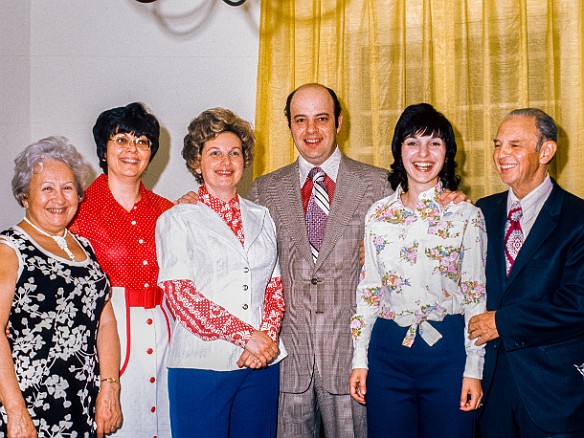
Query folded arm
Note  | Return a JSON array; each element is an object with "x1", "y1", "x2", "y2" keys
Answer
[{"x1": 162, "y1": 279, "x2": 278, "y2": 366}]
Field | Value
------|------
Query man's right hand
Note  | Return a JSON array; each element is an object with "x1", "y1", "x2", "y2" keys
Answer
[{"x1": 174, "y1": 191, "x2": 199, "y2": 205}]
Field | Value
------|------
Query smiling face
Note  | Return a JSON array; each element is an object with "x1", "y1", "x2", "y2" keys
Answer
[
  {"x1": 401, "y1": 133, "x2": 447, "y2": 193},
  {"x1": 106, "y1": 132, "x2": 152, "y2": 181},
  {"x1": 23, "y1": 159, "x2": 80, "y2": 234},
  {"x1": 195, "y1": 131, "x2": 244, "y2": 201},
  {"x1": 493, "y1": 115, "x2": 556, "y2": 199},
  {"x1": 289, "y1": 85, "x2": 342, "y2": 166}
]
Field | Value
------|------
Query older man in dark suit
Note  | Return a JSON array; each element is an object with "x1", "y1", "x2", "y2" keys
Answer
[{"x1": 469, "y1": 108, "x2": 584, "y2": 438}]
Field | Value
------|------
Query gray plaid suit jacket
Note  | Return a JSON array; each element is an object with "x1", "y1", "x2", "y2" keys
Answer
[{"x1": 248, "y1": 154, "x2": 392, "y2": 394}]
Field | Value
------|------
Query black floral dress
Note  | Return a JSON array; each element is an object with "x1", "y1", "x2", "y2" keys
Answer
[{"x1": 0, "y1": 226, "x2": 110, "y2": 437}]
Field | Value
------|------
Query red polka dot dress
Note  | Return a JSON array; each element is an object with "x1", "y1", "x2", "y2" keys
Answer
[{"x1": 70, "y1": 173, "x2": 173, "y2": 438}]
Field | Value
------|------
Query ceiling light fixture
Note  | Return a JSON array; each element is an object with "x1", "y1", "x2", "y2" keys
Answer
[{"x1": 135, "y1": 0, "x2": 247, "y2": 5}]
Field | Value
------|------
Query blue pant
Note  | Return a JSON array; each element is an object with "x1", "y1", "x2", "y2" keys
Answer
[
  {"x1": 168, "y1": 364, "x2": 280, "y2": 438},
  {"x1": 366, "y1": 316, "x2": 475, "y2": 438}
]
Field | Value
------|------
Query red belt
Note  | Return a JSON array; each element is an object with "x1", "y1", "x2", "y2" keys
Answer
[{"x1": 125, "y1": 287, "x2": 163, "y2": 309}]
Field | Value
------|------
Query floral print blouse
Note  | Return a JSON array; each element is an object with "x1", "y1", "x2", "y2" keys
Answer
[{"x1": 351, "y1": 184, "x2": 487, "y2": 379}]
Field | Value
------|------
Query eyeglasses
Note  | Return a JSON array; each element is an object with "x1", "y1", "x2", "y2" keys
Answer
[{"x1": 109, "y1": 134, "x2": 152, "y2": 151}]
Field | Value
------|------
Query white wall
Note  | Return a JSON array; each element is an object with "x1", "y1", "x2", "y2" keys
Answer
[
  {"x1": 0, "y1": 3, "x2": 31, "y2": 228},
  {"x1": 0, "y1": 0, "x2": 260, "y2": 229}
]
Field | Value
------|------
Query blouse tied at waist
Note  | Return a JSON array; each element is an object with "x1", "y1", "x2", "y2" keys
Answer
[
  {"x1": 351, "y1": 184, "x2": 487, "y2": 379},
  {"x1": 393, "y1": 310, "x2": 444, "y2": 348}
]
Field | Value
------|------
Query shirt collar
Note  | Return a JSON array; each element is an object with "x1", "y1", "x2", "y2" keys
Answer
[
  {"x1": 97, "y1": 173, "x2": 148, "y2": 209},
  {"x1": 396, "y1": 182, "x2": 444, "y2": 217},
  {"x1": 298, "y1": 146, "x2": 342, "y2": 183},
  {"x1": 506, "y1": 174, "x2": 553, "y2": 212},
  {"x1": 198, "y1": 185, "x2": 240, "y2": 210}
]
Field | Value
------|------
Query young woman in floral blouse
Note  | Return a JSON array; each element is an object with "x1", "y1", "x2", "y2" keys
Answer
[
  {"x1": 349, "y1": 103, "x2": 487, "y2": 438},
  {"x1": 156, "y1": 108, "x2": 286, "y2": 438}
]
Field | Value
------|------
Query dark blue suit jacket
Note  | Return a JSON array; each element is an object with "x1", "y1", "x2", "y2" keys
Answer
[{"x1": 476, "y1": 181, "x2": 584, "y2": 434}]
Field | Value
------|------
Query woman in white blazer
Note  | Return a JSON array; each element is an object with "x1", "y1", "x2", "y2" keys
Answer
[{"x1": 156, "y1": 108, "x2": 286, "y2": 438}]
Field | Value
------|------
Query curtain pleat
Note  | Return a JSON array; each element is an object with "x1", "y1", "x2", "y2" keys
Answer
[{"x1": 255, "y1": 0, "x2": 584, "y2": 199}]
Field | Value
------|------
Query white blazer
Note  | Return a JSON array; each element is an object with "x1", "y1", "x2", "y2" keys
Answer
[{"x1": 156, "y1": 197, "x2": 286, "y2": 371}]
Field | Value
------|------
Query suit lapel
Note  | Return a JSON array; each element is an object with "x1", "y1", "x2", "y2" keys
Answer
[
  {"x1": 506, "y1": 185, "x2": 563, "y2": 285},
  {"x1": 269, "y1": 162, "x2": 314, "y2": 264},
  {"x1": 316, "y1": 156, "x2": 365, "y2": 270},
  {"x1": 192, "y1": 204, "x2": 246, "y2": 258},
  {"x1": 240, "y1": 197, "x2": 264, "y2": 253},
  {"x1": 489, "y1": 195, "x2": 509, "y2": 298}
]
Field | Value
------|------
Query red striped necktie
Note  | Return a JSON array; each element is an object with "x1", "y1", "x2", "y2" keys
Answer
[
  {"x1": 305, "y1": 167, "x2": 330, "y2": 263},
  {"x1": 504, "y1": 202, "x2": 524, "y2": 276}
]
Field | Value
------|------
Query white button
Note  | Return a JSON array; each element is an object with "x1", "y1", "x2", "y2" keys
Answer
[
  {"x1": 131, "y1": 220, "x2": 137, "y2": 225},
  {"x1": 144, "y1": 283, "x2": 149, "y2": 288},
  {"x1": 143, "y1": 260, "x2": 148, "y2": 265},
  {"x1": 138, "y1": 239, "x2": 144, "y2": 244}
]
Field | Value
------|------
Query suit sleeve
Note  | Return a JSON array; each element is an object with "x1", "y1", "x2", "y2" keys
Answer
[{"x1": 247, "y1": 178, "x2": 262, "y2": 205}]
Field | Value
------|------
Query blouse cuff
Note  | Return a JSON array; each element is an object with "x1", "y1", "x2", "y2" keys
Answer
[
  {"x1": 351, "y1": 348, "x2": 369, "y2": 370},
  {"x1": 463, "y1": 353, "x2": 484, "y2": 380}
]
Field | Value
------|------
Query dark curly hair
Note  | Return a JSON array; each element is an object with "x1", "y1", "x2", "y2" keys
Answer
[
  {"x1": 388, "y1": 103, "x2": 460, "y2": 192},
  {"x1": 182, "y1": 108, "x2": 254, "y2": 184},
  {"x1": 92, "y1": 102, "x2": 160, "y2": 174}
]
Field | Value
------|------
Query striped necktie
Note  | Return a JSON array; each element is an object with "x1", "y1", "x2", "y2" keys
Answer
[
  {"x1": 504, "y1": 201, "x2": 524, "y2": 276},
  {"x1": 305, "y1": 167, "x2": 330, "y2": 263}
]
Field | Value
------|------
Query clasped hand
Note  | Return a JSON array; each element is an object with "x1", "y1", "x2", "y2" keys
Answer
[{"x1": 237, "y1": 330, "x2": 279, "y2": 369}]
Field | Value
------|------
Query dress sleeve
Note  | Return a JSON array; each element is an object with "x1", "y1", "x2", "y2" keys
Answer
[
  {"x1": 350, "y1": 219, "x2": 384, "y2": 370},
  {"x1": 259, "y1": 269, "x2": 285, "y2": 342},
  {"x1": 162, "y1": 279, "x2": 255, "y2": 348},
  {"x1": 156, "y1": 209, "x2": 255, "y2": 348},
  {"x1": 459, "y1": 208, "x2": 488, "y2": 379}
]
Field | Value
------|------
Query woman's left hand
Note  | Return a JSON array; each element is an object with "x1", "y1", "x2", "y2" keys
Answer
[
  {"x1": 459, "y1": 377, "x2": 483, "y2": 411},
  {"x1": 237, "y1": 349, "x2": 264, "y2": 369},
  {"x1": 349, "y1": 368, "x2": 368, "y2": 405},
  {"x1": 95, "y1": 382, "x2": 122, "y2": 437}
]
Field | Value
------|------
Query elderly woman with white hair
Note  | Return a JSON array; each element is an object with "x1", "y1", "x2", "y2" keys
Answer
[{"x1": 0, "y1": 137, "x2": 121, "y2": 437}]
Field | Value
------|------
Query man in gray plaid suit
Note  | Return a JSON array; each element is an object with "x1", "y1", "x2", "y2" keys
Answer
[{"x1": 249, "y1": 83, "x2": 391, "y2": 437}]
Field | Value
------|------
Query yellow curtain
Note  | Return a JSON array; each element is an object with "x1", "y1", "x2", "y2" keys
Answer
[{"x1": 255, "y1": 0, "x2": 584, "y2": 200}]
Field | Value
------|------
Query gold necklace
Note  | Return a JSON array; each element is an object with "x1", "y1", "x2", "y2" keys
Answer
[{"x1": 23, "y1": 217, "x2": 75, "y2": 260}]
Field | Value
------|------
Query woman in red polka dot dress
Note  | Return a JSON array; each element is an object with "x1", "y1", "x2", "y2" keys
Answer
[{"x1": 70, "y1": 102, "x2": 173, "y2": 437}]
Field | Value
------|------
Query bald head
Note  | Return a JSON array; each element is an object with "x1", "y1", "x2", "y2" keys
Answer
[{"x1": 285, "y1": 83, "x2": 342, "y2": 128}]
